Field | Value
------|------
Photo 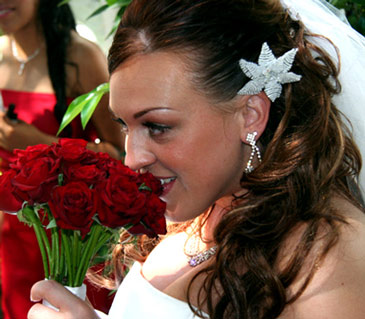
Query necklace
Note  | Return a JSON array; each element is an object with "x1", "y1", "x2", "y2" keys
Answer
[
  {"x1": 11, "y1": 39, "x2": 41, "y2": 76},
  {"x1": 184, "y1": 230, "x2": 217, "y2": 267},
  {"x1": 187, "y1": 246, "x2": 217, "y2": 267}
]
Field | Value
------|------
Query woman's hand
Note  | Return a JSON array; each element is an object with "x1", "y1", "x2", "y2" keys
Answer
[
  {"x1": 0, "y1": 111, "x2": 55, "y2": 151},
  {"x1": 28, "y1": 280, "x2": 99, "y2": 319}
]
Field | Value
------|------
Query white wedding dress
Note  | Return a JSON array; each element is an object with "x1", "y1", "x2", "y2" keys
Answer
[{"x1": 96, "y1": 262, "x2": 208, "y2": 319}]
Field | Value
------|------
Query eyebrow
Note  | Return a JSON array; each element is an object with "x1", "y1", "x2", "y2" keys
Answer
[
  {"x1": 133, "y1": 107, "x2": 169, "y2": 119},
  {"x1": 108, "y1": 105, "x2": 170, "y2": 120}
]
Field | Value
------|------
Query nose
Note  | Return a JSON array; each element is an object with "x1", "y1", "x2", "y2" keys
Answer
[{"x1": 124, "y1": 134, "x2": 156, "y2": 171}]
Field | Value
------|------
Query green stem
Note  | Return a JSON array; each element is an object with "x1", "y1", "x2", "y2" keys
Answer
[
  {"x1": 94, "y1": 232, "x2": 111, "y2": 254},
  {"x1": 61, "y1": 231, "x2": 73, "y2": 286},
  {"x1": 54, "y1": 228, "x2": 60, "y2": 279},
  {"x1": 74, "y1": 224, "x2": 101, "y2": 286},
  {"x1": 49, "y1": 216, "x2": 60, "y2": 279},
  {"x1": 72, "y1": 231, "x2": 80, "y2": 277},
  {"x1": 59, "y1": 232, "x2": 64, "y2": 283},
  {"x1": 23, "y1": 206, "x2": 50, "y2": 279}
]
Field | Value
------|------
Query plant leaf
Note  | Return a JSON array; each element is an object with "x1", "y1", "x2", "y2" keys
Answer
[
  {"x1": 57, "y1": 83, "x2": 109, "y2": 136},
  {"x1": 58, "y1": 0, "x2": 71, "y2": 6},
  {"x1": 81, "y1": 83, "x2": 110, "y2": 129},
  {"x1": 87, "y1": 4, "x2": 110, "y2": 20},
  {"x1": 353, "y1": 0, "x2": 365, "y2": 5},
  {"x1": 46, "y1": 219, "x2": 58, "y2": 229}
]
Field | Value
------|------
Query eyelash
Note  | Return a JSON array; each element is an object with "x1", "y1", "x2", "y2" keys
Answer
[
  {"x1": 113, "y1": 118, "x2": 170, "y2": 137},
  {"x1": 113, "y1": 118, "x2": 129, "y2": 134},
  {"x1": 143, "y1": 122, "x2": 171, "y2": 137}
]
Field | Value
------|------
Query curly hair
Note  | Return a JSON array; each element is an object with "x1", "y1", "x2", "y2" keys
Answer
[{"x1": 107, "y1": 0, "x2": 363, "y2": 318}]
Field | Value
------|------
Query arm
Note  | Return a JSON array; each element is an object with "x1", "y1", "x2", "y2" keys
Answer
[
  {"x1": 28, "y1": 280, "x2": 103, "y2": 319},
  {"x1": 0, "y1": 111, "x2": 57, "y2": 150}
]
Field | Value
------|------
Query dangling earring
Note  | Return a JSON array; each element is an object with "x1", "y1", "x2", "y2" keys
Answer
[{"x1": 245, "y1": 131, "x2": 262, "y2": 174}]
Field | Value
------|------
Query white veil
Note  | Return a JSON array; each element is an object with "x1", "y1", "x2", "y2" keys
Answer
[{"x1": 280, "y1": 0, "x2": 365, "y2": 195}]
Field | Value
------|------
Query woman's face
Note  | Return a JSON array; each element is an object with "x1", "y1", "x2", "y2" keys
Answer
[
  {"x1": 0, "y1": 0, "x2": 39, "y2": 34},
  {"x1": 110, "y1": 52, "x2": 247, "y2": 222}
]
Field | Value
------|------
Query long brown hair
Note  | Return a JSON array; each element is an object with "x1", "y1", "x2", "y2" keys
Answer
[{"x1": 106, "y1": 0, "x2": 363, "y2": 318}]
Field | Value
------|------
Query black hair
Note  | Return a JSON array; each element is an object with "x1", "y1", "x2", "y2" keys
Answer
[{"x1": 38, "y1": 0, "x2": 76, "y2": 125}]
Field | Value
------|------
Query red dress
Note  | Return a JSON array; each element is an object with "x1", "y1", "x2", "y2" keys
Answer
[{"x1": 0, "y1": 89, "x2": 114, "y2": 318}]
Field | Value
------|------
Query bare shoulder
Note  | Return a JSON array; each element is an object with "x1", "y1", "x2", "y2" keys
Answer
[
  {"x1": 66, "y1": 31, "x2": 108, "y2": 95},
  {"x1": 68, "y1": 31, "x2": 106, "y2": 66},
  {"x1": 282, "y1": 197, "x2": 365, "y2": 319}
]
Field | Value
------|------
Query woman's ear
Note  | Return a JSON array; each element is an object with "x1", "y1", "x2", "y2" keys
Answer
[{"x1": 237, "y1": 92, "x2": 271, "y2": 143}]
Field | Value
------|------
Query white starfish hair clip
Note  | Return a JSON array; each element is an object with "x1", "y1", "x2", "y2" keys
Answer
[{"x1": 238, "y1": 42, "x2": 302, "y2": 102}]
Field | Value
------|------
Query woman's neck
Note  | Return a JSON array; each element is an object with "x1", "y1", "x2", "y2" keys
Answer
[{"x1": 10, "y1": 20, "x2": 43, "y2": 59}]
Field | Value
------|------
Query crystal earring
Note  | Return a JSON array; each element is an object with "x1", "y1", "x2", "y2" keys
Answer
[{"x1": 245, "y1": 131, "x2": 262, "y2": 174}]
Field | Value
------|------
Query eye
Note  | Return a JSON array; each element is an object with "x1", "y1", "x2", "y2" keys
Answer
[
  {"x1": 113, "y1": 118, "x2": 129, "y2": 134},
  {"x1": 143, "y1": 122, "x2": 171, "y2": 137}
]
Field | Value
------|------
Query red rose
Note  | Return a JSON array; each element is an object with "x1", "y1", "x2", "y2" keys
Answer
[
  {"x1": 128, "y1": 193, "x2": 166, "y2": 237},
  {"x1": 96, "y1": 174, "x2": 147, "y2": 228},
  {"x1": 82, "y1": 151, "x2": 111, "y2": 167},
  {"x1": 106, "y1": 159, "x2": 138, "y2": 178},
  {"x1": 52, "y1": 138, "x2": 89, "y2": 162},
  {"x1": 48, "y1": 181, "x2": 97, "y2": 237},
  {"x1": 63, "y1": 163, "x2": 106, "y2": 185},
  {"x1": 0, "y1": 169, "x2": 22, "y2": 212},
  {"x1": 12, "y1": 156, "x2": 60, "y2": 204},
  {"x1": 137, "y1": 172, "x2": 163, "y2": 195},
  {"x1": 10, "y1": 144, "x2": 54, "y2": 170},
  {"x1": 100, "y1": 174, "x2": 144, "y2": 210}
]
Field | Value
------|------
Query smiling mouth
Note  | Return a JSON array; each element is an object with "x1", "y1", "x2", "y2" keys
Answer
[
  {"x1": 159, "y1": 177, "x2": 176, "y2": 185},
  {"x1": 0, "y1": 8, "x2": 13, "y2": 17},
  {"x1": 158, "y1": 177, "x2": 176, "y2": 196}
]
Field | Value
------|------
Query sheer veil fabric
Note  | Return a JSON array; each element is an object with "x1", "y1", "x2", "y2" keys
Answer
[{"x1": 280, "y1": 0, "x2": 365, "y2": 195}]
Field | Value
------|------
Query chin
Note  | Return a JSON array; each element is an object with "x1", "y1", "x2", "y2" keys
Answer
[{"x1": 164, "y1": 206, "x2": 205, "y2": 224}]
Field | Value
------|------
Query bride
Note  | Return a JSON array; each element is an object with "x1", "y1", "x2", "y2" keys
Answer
[{"x1": 28, "y1": 0, "x2": 365, "y2": 318}]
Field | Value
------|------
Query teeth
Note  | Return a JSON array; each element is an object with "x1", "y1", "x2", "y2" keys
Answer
[{"x1": 160, "y1": 177, "x2": 175, "y2": 185}]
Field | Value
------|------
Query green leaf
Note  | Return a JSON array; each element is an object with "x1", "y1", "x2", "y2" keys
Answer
[
  {"x1": 58, "y1": 0, "x2": 71, "y2": 6},
  {"x1": 58, "y1": 173, "x2": 64, "y2": 186},
  {"x1": 57, "y1": 93, "x2": 95, "y2": 135},
  {"x1": 330, "y1": 0, "x2": 347, "y2": 7},
  {"x1": 106, "y1": 21, "x2": 120, "y2": 39},
  {"x1": 116, "y1": 2, "x2": 129, "y2": 17},
  {"x1": 80, "y1": 83, "x2": 110, "y2": 129},
  {"x1": 46, "y1": 219, "x2": 57, "y2": 229},
  {"x1": 353, "y1": 0, "x2": 365, "y2": 5},
  {"x1": 57, "y1": 83, "x2": 109, "y2": 136},
  {"x1": 87, "y1": 4, "x2": 110, "y2": 20},
  {"x1": 138, "y1": 183, "x2": 152, "y2": 192},
  {"x1": 17, "y1": 209, "x2": 32, "y2": 226},
  {"x1": 106, "y1": 0, "x2": 118, "y2": 5}
]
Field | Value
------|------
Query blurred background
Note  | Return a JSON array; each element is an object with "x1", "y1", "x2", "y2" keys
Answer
[{"x1": 69, "y1": 0, "x2": 119, "y2": 53}]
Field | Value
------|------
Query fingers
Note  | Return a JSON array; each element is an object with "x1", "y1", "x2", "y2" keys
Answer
[
  {"x1": 28, "y1": 302, "x2": 60, "y2": 319},
  {"x1": 30, "y1": 280, "x2": 64, "y2": 306},
  {"x1": 29, "y1": 280, "x2": 98, "y2": 319}
]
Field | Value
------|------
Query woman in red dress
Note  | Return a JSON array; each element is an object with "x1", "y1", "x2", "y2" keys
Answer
[{"x1": 0, "y1": 0, "x2": 124, "y2": 317}]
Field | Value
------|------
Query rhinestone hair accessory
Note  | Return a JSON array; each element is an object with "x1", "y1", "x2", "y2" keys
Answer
[
  {"x1": 245, "y1": 131, "x2": 262, "y2": 174},
  {"x1": 238, "y1": 42, "x2": 302, "y2": 102}
]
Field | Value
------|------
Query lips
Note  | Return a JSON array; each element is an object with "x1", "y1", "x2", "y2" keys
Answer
[
  {"x1": 157, "y1": 176, "x2": 176, "y2": 196},
  {"x1": 0, "y1": 7, "x2": 13, "y2": 18}
]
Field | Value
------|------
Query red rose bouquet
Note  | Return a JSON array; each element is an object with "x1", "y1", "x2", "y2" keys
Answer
[{"x1": 0, "y1": 138, "x2": 166, "y2": 287}]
